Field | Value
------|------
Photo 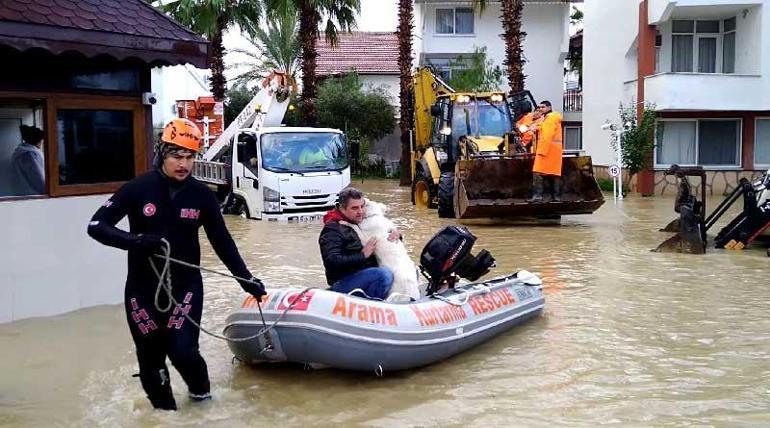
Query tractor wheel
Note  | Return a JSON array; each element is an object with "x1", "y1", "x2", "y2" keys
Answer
[
  {"x1": 437, "y1": 171, "x2": 456, "y2": 218},
  {"x1": 412, "y1": 175, "x2": 436, "y2": 208}
]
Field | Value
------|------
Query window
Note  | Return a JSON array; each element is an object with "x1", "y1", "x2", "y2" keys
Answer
[
  {"x1": 0, "y1": 103, "x2": 46, "y2": 198},
  {"x1": 237, "y1": 132, "x2": 259, "y2": 175},
  {"x1": 671, "y1": 18, "x2": 736, "y2": 74},
  {"x1": 435, "y1": 8, "x2": 474, "y2": 35},
  {"x1": 564, "y1": 126, "x2": 582, "y2": 151},
  {"x1": 424, "y1": 54, "x2": 473, "y2": 80},
  {"x1": 655, "y1": 32, "x2": 662, "y2": 73},
  {"x1": 723, "y1": 17, "x2": 736, "y2": 74},
  {"x1": 656, "y1": 119, "x2": 741, "y2": 167},
  {"x1": 755, "y1": 119, "x2": 770, "y2": 166},
  {"x1": 57, "y1": 109, "x2": 134, "y2": 186}
]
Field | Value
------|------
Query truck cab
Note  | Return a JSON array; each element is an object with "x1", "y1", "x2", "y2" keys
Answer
[{"x1": 225, "y1": 127, "x2": 350, "y2": 222}]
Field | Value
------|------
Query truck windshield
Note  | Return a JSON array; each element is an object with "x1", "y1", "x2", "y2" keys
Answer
[
  {"x1": 451, "y1": 101, "x2": 512, "y2": 138},
  {"x1": 260, "y1": 132, "x2": 349, "y2": 173}
]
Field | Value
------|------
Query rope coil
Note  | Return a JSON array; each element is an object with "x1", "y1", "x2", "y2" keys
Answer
[{"x1": 149, "y1": 239, "x2": 314, "y2": 346}]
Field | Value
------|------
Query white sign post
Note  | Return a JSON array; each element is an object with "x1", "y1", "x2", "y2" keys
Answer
[
  {"x1": 602, "y1": 121, "x2": 625, "y2": 202},
  {"x1": 613, "y1": 130, "x2": 624, "y2": 201}
]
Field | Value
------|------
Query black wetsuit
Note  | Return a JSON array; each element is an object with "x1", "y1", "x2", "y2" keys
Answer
[{"x1": 87, "y1": 169, "x2": 252, "y2": 409}]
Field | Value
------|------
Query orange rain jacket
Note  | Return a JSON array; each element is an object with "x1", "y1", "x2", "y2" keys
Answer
[
  {"x1": 533, "y1": 112, "x2": 563, "y2": 176},
  {"x1": 516, "y1": 113, "x2": 536, "y2": 149}
]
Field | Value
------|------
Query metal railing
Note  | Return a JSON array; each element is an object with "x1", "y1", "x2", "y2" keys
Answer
[{"x1": 563, "y1": 89, "x2": 582, "y2": 112}]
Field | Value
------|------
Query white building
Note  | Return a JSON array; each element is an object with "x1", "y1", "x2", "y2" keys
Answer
[
  {"x1": 413, "y1": 0, "x2": 580, "y2": 139},
  {"x1": 151, "y1": 65, "x2": 212, "y2": 131},
  {"x1": 584, "y1": 0, "x2": 770, "y2": 195},
  {"x1": 316, "y1": 31, "x2": 402, "y2": 163}
]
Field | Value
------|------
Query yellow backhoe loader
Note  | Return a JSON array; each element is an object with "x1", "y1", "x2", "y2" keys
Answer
[{"x1": 409, "y1": 67, "x2": 604, "y2": 219}]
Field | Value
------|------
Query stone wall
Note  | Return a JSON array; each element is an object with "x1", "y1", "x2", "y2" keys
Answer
[
  {"x1": 593, "y1": 165, "x2": 767, "y2": 196},
  {"x1": 654, "y1": 169, "x2": 768, "y2": 197}
]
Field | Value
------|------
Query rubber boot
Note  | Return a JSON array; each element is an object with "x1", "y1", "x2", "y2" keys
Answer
[
  {"x1": 551, "y1": 176, "x2": 561, "y2": 202},
  {"x1": 528, "y1": 175, "x2": 544, "y2": 203}
]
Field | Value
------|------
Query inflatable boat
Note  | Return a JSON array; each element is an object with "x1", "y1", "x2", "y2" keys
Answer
[{"x1": 223, "y1": 270, "x2": 544, "y2": 372}]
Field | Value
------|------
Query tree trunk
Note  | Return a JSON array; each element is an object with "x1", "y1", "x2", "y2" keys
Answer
[
  {"x1": 299, "y1": 0, "x2": 319, "y2": 126},
  {"x1": 209, "y1": 15, "x2": 228, "y2": 101},
  {"x1": 397, "y1": 0, "x2": 414, "y2": 186},
  {"x1": 501, "y1": 0, "x2": 526, "y2": 93}
]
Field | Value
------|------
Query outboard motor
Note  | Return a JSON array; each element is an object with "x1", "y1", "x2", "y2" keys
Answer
[{"x1": 419, "y1": 226, "x2": 496, "y2": 295}]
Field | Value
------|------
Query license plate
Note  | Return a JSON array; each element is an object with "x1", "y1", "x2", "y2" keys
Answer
[{"x1": 294, "y1": 214, "x2": 322, "y2": 223}]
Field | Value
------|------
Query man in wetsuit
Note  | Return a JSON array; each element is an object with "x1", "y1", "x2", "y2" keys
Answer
[{"x1": 87, "y1": 118, "x2": 266, "y2": 410}]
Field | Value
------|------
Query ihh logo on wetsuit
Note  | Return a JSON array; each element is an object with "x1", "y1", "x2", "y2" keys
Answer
[
  {"x1": 143, "y1": 203, "x2": 157, "y2": 217},
  {"x1": 180, "y1": 208, "x2": 200, "y2": 219}
]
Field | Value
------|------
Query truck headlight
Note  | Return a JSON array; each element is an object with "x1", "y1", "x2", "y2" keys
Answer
[{"x1": 264, "y1": 187, "x2": 281, "y2": 213}]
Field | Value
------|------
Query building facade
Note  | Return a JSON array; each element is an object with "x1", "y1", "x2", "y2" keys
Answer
[
  {"x1": 413, "y1": 0, "x2": 581, "y2": 150},
  {"x1": 151, "y1": 65, "x2": 212, "y2": 132},
  {"x1": 0, "y1": 0, "x2": 208, "y2": 322},
  {"x1": 316, "y1": 31, "x2": 402, "y2": 164},
  {"x1": 584, "y1": 0, "x2": 769, "y2": 195}
]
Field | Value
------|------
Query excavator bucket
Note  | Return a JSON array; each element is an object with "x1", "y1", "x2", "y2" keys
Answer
[
  {"x1": 453, "y1": 155, "x2": 605, "y2": 219},
  {"x1": 653, "y1": 204, "x2": 706, "y2": 254},
  {"x1": 653, "y1": 166, "x2": 707, "y2": 254}
]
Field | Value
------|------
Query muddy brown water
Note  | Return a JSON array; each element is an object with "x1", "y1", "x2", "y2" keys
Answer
[{"x1": 1, "y1": 179, "x2": 769, "y2": 427}]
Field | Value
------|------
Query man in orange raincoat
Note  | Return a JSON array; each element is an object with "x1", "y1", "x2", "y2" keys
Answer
[
  {"x1": 530, "y1": 101, "x2": 563, "y2": 202},
  {"x1": 515, "y1": 109, "x2": 542, "y2": 153}
]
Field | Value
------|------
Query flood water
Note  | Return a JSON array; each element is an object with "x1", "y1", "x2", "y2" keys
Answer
[{"x1": 2, "y1": 179, "x2": 769, "y2": 427}]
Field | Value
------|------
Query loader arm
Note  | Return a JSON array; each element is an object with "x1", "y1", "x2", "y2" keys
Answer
[{"x1": 202, "y1": 71, "x2": 291, "y2": 162}]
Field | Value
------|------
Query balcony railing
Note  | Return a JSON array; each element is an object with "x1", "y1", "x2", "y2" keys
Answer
[{"x1": 563, "y1": 89, "x2": 582, "y2": 112}]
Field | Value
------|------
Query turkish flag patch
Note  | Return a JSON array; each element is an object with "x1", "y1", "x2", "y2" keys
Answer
[{"x1": 142, "y1": 203, "x2": 157, "y2": 217}]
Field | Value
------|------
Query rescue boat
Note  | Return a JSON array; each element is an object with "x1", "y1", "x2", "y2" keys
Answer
[{"x1": 223, "y1": 271, "x2": 544, "y2": 372}]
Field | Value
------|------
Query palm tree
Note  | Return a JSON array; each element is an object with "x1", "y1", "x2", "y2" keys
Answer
[
  {"x1": 500, "y1": 0, "x2": 526, "y2": 92},
  {"x1": 159, "y1": 0, "x2": 262, "y2": 101},
  {"x1": 265, "y1": 0, "x2": 360, "y2": 126},
  {"x1": 397, "y1": 0, "x2": 414, "y2": 186},
  {"x1": 229, "y1": 10, "x2": 301, "y2": 88}
]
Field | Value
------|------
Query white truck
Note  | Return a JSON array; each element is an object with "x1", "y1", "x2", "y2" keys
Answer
[{"x1": 193, "y1": 72, "x2": 351, "y2": 222}]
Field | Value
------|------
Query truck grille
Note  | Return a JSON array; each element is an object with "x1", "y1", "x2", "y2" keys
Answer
[{"x1": 280, "y1": 193, "x2": 336, "y2": 213}]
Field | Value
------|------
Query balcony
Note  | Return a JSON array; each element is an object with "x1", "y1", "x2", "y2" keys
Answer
[
  {"x1": 563, "y1": 89, "x2": 582, "y2": 112},
  {"x1": 640, "y1": 72, "x2": 769, "y2": 111},
  {"x1": 648, "y1": 0, "x2": 764, "y2": 25}
]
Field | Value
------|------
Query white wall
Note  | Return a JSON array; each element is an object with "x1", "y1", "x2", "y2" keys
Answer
[
  {"x1": 414, "y1": 1, "x2": 569, "y2": 110},
  {"x1": 737, "y1": 4, "x2": 763, "y2": 74},
  {"x1": 0, "y1": 195, "x2": 126, "y2": 323},
  {"x1": 360, "y1": 74, "x2": 401, "y2": 109},
  {"x1": 151, "y1": 65, "x2": 211, "y2": 129},
  {"x1": 583, "y1": 0, "x2": 641, "y2": 166},
  {"x1": 646, "y1": 73, "x2": 768, "y2": 110}
]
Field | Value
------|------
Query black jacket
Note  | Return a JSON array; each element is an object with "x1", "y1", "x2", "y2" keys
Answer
[
  {"x1": 87, "y1": 169, "x2": 251, "y2": 292},
  {"x1": 319, "y1": 219, "x2": 378, "y2": 285}
]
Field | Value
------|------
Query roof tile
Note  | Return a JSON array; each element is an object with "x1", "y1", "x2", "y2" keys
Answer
[
  {"x1": 316, "y1": 32, "x2": 400, "y2": 76},
  {"x1": 0, "y1": 0, "x2": 203, "y2": 43},
  {"x1": 0, "y1": 8, "x2": 24, "y2": 21}
]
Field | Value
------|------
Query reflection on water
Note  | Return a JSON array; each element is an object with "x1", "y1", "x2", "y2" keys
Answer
[{"x1": 2, "y1": 179, "x2": 770, "y2": 426}]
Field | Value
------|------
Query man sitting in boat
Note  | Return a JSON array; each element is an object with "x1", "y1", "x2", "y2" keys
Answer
[{"x1": 319, "y1": 187, "x2": 399, "y2": 300}]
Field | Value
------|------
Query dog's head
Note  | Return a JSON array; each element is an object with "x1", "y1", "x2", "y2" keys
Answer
[{"x1": 363, "y1": 198, "x2": 387, "y2": 218}]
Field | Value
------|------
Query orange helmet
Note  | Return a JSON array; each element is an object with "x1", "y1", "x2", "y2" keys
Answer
[{"x1": 160, "y1": 118, "x2": 201, "y2": 152}]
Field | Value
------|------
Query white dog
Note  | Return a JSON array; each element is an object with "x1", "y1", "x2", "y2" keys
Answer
[{"x1": 347, "y1": 199, "x2": 421, "y2": 302}]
